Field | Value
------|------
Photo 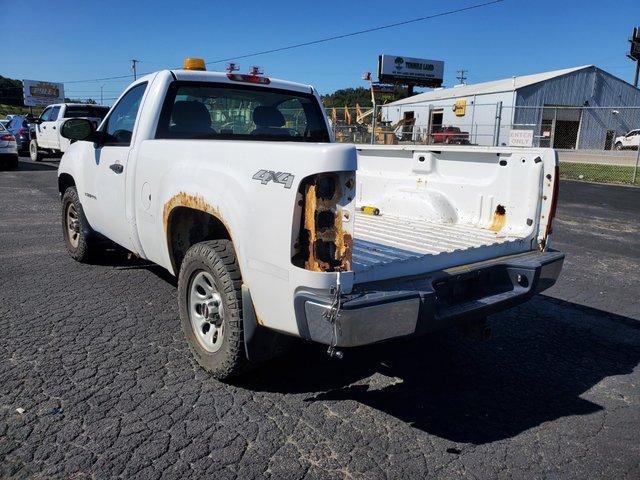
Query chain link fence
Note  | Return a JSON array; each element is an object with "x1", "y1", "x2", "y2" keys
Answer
[{"x1": 327, "y1": 104, "x2": 640, "y2": 186}]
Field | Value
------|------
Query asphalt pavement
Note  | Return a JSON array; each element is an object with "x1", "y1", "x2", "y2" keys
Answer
[{"x1": 1, "y1": 156, "x2": 639, "y2": 479}]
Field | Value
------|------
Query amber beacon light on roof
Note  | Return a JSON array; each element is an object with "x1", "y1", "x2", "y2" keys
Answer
[{"x1": 182, "y1": 58, "x2": 206, "y2": 71}]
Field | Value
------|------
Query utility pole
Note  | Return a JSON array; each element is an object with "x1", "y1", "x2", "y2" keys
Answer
[
  {"x1": 131, "y1": 59, "x2": 139, "y2": 80},
  {"x1": 456, "y1": 69, "x2": 468, "y2": 85},
  {"x1": 100, "y1": 85, "x2": 105, "y2": 105}
]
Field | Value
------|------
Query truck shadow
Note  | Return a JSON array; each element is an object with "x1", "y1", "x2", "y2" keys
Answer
[{"x1": 239, "y1": 296, "x2": 640, "y2": 445}]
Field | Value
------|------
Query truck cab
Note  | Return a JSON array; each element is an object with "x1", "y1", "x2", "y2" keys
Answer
[
  {"x1": 30, "y1": 103, "x2": 109, "y2": 161},
  {"x1": 56, "y1": 59, "x2": 564, "y2": 381}
]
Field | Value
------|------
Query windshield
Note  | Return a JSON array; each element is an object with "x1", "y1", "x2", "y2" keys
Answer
[
  {"x1": 64, "y1": 106, "x2": 110, "y2": 119},
  {"x1": 155, "y1": 81, "x2": 330, "y2": 142}
]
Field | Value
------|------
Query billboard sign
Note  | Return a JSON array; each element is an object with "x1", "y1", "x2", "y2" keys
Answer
[
  {"x1": 378, "y1": 55, "x2": 444, "y2": 87},
  {"x1": 22, "y1": 79, "x2": 65, "y2": 107}
]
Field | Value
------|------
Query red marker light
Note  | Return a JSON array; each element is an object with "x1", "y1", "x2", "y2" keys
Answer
[{"x1": 226, "y1": 73, "x2": 270, "y2": 85}]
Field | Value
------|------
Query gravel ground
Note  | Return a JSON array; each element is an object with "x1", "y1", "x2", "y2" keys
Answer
[{"x1": 1, "y1": 157, "x2": 639, "y2": 479}]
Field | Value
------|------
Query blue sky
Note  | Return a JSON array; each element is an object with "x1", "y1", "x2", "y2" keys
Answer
[{"x1": 2, "y1": 0, "x2": 639, "y2": 104}]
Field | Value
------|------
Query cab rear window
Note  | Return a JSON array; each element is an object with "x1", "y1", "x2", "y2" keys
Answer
[
  {"x1": 64, "y1": 106, "x2": 110, "y2": 119},
  {"x1": 155, "y1": 81, "x2": 330, "y2": 142}
]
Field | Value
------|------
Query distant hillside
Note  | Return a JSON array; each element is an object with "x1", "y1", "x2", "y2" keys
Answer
[
  {"x1": 321, "y1": 86, "x2": 414, "y2": 108},
  {"x1": 322, "y1": 87, "x2": 372, "y2": 108}
]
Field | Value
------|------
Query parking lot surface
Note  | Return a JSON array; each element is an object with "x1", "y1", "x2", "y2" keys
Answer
[{"x1": 1, "y1": 157, "x2": 639, "y2": 479}]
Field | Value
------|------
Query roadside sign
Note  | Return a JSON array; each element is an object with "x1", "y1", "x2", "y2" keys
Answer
[
  {"x1": 453, "y1": 100, "x2": 467, "y2": 117},
  {"x1": 371, "y1": 83, "x2": 395, "y2": 93},
  {"x1": 22, "y1": 79, "x2": 65, "y2": 107},
  {"x1": 629, "y1": 26, "x2": 640, "y2": 61},
  {"x1": 509, "y1": 129, "x2": 534, "y2": 147},
  {"x1": 378, "y1": 55, "x2": 444, "y2": 87}
]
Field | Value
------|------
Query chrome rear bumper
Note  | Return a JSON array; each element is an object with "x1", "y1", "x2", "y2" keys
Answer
[{"x1": 296, "y1": 249, "x2": 564, "y2": 347}]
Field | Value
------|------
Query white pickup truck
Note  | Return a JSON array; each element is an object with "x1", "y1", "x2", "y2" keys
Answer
[
  {"x1": 57, "y1": 59, "x2": 564, "y2": 380},
  {"x1": 30, "y1": 103, "x2": 109, "y2": 161}
]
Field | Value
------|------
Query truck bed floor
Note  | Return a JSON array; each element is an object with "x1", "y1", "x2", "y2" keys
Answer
[{"x1": 352, "y1": 211, "x2": 527, "y2": 281}]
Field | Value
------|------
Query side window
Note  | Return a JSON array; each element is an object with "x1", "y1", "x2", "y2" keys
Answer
[
  {"x1": 40, "y1": 107, "x2": 52, "y2": 122},
  {"x1": 102, "y1": 83, "x2": 147, "y2": 146},
  {"x1": 49, "y1": 106, "x2": 61, "y2": 121}
]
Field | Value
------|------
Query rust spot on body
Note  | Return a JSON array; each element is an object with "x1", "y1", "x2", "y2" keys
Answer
[
  {"x1": 163, "y1": 192, "x2": 221, "y2": 231},
  {"x1": 489, "y1": 204, "x2": 506, "y2": 232}
]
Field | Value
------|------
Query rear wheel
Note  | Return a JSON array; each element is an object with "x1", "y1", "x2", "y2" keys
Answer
[
  {"x1": 29, "y1": 139, "x2": 43, "y2": 161},
  {"x1": 178, "y1": 240, "x2": 248, "y2": 380}
]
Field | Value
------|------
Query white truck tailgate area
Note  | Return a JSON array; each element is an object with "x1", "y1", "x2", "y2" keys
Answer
[
  {"x1": 352, "y1": 210, "x2": 528, "y2": 283},
  {"x1": 351, "y1": 145, "x2": 559, "y2": 284}
]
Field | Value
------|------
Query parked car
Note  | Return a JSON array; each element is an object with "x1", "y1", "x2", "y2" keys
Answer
[
  {"x1": 614, "y1": 129, "x2": 640, "y2": 150},
  {"x1": 29, "y1": 103, "x2": 109, "y2": 161},
  {"x1": 430, "y1": 126, "x2": 470, "y2": 144},
  {"x1": 0, "y1": 119, "x2": 10, "y2": 128},
  {"x1": 57, "y1": 58, "x2": 564, "y2": 381},
  {"x1": 5, "y1": 115, "x2": 31, "y2": 154},
  {"x1": 0, "y1": 123, "x2": 19, "y2": 169}
]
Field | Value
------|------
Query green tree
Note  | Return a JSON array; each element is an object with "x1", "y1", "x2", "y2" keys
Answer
[{"x1": 0, "y1": 75, "x2": 25, "y2": 107}]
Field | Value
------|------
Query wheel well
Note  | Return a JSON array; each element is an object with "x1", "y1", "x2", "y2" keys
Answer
[
  {"x1": 58, "y1": 173, "x2": 75, "y2": 195},
  {"x1": 167, "y1": 207, "x2": 231, "y2": 272}
]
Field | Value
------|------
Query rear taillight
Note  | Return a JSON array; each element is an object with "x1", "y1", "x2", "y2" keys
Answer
[
  {"x1": 545, "y1": 165, "x2": 560, "y2": 238},
  {"x1": 226, "y1": 73, "x2": 271, "y2": 85},
  {"x1": 1, "y1": 134, "x2": 15, "y2": 141}
]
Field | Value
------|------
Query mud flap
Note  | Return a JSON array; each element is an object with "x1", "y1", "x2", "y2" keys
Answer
[{"x1": 242, "y1": 285, "x2": 293, "y2": 363}]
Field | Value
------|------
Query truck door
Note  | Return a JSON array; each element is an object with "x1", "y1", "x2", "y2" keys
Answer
[
  {"x1": 42, "y1": 105, "x2": 61, "y2": 149},
  {"x1": 35, "y1": 107, "x2": 53, "y2": 148},
  {"x1": 85, "y1": 83, "x2": 147, "y2": 250}
]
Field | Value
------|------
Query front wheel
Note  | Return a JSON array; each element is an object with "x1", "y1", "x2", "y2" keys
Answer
[
  {"x1": 61, "y1": 187, "x2": 98, "y2": 262},
  {"x1": 178, "y1": 240, "x2": 248, "y2": 380},
  {"x1": 614, "y1": 142, "x2": 623, "y2": 151},
  {"x1": 29, "y1": 139, "x2": 43, "y2": 161}
]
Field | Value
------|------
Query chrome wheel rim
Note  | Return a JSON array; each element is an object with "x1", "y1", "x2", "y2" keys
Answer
[
  {"x1": 66, "y1": 202, "x2": 80, "y2": 249},
  {"x1": 188, "y1": 270, "x2": 225, "y2": 353}
]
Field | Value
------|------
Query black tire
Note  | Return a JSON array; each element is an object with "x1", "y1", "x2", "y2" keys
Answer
[
  {"x1": 9, "y1": 155, "x2": 18, "y2": 170},
  {"x1": 29, "y1": 139, "x2": 42, "y2": 161},
  {"x1": 61, "y1": 186, "x2": 96, "y2": 262},
  {"x1": 614, "y1": 142, "x2": 623, "y2": 151},
  {"x1": 178, "y1": 240, "x2": 248, "y2": 380}
]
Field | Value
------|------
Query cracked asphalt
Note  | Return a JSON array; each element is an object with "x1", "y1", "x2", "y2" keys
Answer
[{"x1": 1, "y1": 157, "x2": 639, "y2": 479}]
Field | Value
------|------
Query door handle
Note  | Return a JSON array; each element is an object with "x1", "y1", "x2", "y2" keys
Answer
[
  {"x1": 109, "y1": 163, "x2": 124, "y2": 174},
  {"x1": 52, "y1": 126, "x2": 56, "y2": 129}
]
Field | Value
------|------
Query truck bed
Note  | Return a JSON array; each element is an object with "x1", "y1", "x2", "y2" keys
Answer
[
  {"x1": 352, "y1": 210, "x2": 528, "y2": 283},
  {"x1": 349, "y1": 145, "x2": 559, "y2": 284}
]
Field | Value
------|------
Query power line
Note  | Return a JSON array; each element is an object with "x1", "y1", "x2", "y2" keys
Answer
[
  {"x1": 205, "y1": 0, "x2": 503, "y2": 65},
  {"x1": 456, "y1": 69, "x2": 468, "y2": 84},
  {"x1": 57, "y1": 0, "x2": 503, "y2": 84}
]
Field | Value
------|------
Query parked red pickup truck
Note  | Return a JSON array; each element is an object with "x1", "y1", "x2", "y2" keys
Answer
[{"x1": 431, "y1": 126, "x2": 470, "y2": 144}]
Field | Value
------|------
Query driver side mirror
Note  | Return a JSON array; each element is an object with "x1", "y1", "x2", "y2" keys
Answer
[
  {"x1": 60, "y1": 118, "x2": 101, "y2": 143},
  {"x1": 31, "y1": 118, "x2": 42, "y2": 125}
]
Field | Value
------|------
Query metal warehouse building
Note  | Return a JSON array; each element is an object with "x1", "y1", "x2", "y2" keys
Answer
[{"x1": 381, "y1": 65, "x2": 640, "y2": 149}]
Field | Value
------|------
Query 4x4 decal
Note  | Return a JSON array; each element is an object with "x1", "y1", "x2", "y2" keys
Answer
[{"x1": 252, "y1": 170, "x2": 295, "y2": 189}]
